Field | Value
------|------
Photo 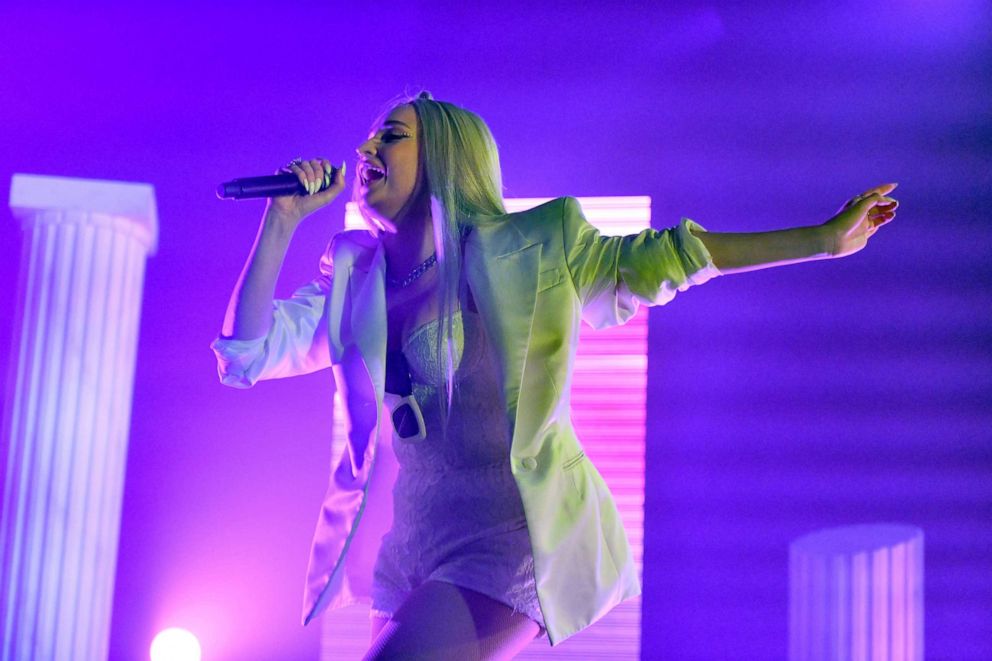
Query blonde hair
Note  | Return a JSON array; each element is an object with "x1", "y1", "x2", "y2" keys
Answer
[{"x1": 354, "y1": 91, "x2": 507, "y2": 437}]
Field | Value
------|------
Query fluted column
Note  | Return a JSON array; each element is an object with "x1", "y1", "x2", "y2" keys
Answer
[
  {"x1": 1, "y1": 174, "x2": 158, "y2": 661},
  {"x1": 789, "y1": 523, "x2": 924, "y2": 661}
]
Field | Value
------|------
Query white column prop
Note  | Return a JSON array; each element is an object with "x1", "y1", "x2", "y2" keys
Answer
[
  {"x1": 1, "y1": 174, "x2": 157, "y2": 661},
  {"x1": 789, "y1": 523, "x2": 924, "y2": 661}
]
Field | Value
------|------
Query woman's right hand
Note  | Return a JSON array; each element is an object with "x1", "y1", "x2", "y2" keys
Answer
[{"x1": 264, "y1": 157, "x2": 347, "y2": 233}]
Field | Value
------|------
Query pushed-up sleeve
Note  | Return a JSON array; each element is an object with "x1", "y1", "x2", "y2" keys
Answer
[
  {"x1": 210, "y1": 239, "x2": 335, "y2": 388},
  {"x1": 561, "y1": 196, "x2": 722, "y2": 329}
]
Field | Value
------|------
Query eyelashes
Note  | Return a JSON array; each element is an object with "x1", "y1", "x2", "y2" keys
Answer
[
  {"x1": 381, "y1": 132, "x2": 410, "y2": 143},
  {"x1": 361, "y1": 131, "x2": 412, "y2": 150}
]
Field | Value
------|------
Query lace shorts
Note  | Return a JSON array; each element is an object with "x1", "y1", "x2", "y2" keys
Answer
[{"x1": 369, "y1": 520, "x2": 547, "y2": 637}]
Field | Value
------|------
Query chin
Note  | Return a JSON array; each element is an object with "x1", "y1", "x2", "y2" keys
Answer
[{"x1": 362, "y1": 188, "x2": 389, "y2": 210}]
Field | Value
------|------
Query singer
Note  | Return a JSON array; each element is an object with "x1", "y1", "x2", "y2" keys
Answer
[{"x1": 210, "y1": 91, "x2": 897, "y2": 659}]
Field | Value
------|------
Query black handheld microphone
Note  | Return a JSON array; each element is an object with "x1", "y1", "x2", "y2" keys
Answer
[{"x1": 216, "y1": 168, "x2": 340, "y2": 200}]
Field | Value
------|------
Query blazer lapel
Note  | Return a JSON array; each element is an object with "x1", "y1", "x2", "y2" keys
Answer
[
  {"x1": 321, "y1": 238, "x2": 385, "y2": 478},
  {"x1": 348, "y1": 240, "x2": 387, "y2": 396},
  {"x1": 465, "y1": 219, "x2": 541, "y2": 446}
]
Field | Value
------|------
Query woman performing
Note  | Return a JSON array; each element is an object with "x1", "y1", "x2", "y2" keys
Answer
[{"x1": 211, "y1": 91, "x2": 898, "y2": 659}]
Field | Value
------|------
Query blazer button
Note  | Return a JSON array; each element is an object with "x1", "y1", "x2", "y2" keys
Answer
[{"x1": 521, "y1": 457, "x2": 538, "y2": 471}]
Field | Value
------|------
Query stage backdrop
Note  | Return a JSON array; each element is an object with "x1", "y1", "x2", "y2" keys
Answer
[{"x1": 0, "y1": 3, "x2": 989, "y2": 659}]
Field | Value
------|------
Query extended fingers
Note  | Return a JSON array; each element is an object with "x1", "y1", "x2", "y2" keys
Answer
[
  {"x1": 857, "y1": 192, "x2": 900, "y2": 210},
  {"x1": 867, "y1": 195, "x2": 898, "y2": 232},
  {"x1": 868, "y1": 208, "x2": 894, "y2": 223},
  {"x1": 861, "y1": 182, "x2": 898, "y2": 197}
]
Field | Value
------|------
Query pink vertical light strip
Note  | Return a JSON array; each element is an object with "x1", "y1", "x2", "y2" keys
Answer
[
  {"x1": 325, "y1": 197, "x2": 650, "y2": 659},
  {"x1": 890, "y1": 542, "x2": 906, "y2": 659},
  {"x1": 871, "y1": 547, "x2": 889, "y2": 660}
]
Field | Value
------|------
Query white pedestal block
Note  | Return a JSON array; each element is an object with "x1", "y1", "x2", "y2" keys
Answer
[
  {"x1": 1, "y1": 174, "x2": 157, "y2": 661},
  {"x1": 789, "y1": 523, "x2": 924, "y2": 661}
]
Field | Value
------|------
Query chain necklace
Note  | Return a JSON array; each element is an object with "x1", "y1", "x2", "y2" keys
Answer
[{"x1": 387, "y1": 252, "x2": 437, "y2": 288}]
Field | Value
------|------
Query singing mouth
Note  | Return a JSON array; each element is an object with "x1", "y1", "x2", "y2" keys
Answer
[{"x1": 360, "y1": 163, "x2": 385, "y2": 186}]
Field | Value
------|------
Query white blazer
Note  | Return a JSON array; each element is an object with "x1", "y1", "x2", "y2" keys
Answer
[{"x1": 212, "y1": 196, "x2": 721, "y2": 645}]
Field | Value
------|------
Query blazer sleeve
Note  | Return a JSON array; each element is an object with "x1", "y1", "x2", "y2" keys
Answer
[
  {"x1": 561, "y1": 196, "x2": 722, "y2": 329},
  {"x1": 210, "y1": 238, "x2": 335, "y2": 388}
]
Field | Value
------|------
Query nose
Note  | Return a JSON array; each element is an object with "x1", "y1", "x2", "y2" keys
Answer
[{"x1": 356, "y1": 138, "x2": 376, "y2": 158}]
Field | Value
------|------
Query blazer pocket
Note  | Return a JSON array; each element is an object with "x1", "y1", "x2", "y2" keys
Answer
[
  {"x1": 563, "y1": 450, "x2": 587, "y2": 497},
  {"x1": 537, "y1": 266, "x2": 563, "y2": 293},
  {"x1": 562, "y1": 450, "x2": 586, "y2": 471}
]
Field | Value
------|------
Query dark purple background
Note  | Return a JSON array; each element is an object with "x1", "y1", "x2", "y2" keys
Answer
[{"x1": 1, "y1": 2, "x2": 989, "y2": 659}]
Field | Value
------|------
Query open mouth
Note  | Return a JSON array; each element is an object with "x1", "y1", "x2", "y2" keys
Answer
[{"x1": 361, "y1": 164, "x2": 385, "y2": 186}]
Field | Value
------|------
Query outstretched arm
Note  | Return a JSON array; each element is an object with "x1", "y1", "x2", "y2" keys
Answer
[{"x1": 690, "y1": 183, "x2": 899, "y2": 275}]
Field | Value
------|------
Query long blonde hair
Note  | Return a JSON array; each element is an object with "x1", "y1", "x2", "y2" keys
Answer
[{"x1": 354, "y1": 91, "x2": 507, "y2": 437}]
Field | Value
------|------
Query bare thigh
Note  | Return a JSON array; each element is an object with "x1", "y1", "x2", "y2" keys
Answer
[{"x1": 364, "y1": 580, "x2": 540, "y2": 660}]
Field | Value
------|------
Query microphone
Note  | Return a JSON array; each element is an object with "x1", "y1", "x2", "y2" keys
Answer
[{"x1": 216, "y1": 168, "x2": 340, "y2": 200}]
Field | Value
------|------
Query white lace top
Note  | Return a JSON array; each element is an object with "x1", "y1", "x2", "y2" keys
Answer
[{"x1": 370, "y1": 308, "x2": 546, "y2": 630}]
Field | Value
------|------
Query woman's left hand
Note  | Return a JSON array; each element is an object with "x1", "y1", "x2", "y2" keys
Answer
[{"x1": 819, "y1": 183, "x2": 899, "y2": 258}]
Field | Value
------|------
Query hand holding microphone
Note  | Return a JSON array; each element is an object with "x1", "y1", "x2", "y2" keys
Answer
[
  {"x1": 217, "y1": 158, "x2": 346, "y2": 199},
  {"x1": 218, "y1": 157, "x2": 348, "y2": 231}
]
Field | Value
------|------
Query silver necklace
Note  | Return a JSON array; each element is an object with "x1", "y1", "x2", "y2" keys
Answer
[{"x1": 387, "y1": 252, "x2": 437, "y2": 288}]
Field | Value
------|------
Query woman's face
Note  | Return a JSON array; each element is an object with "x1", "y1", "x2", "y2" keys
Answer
[{"x1": 356, "y1": 104, "x2": 425, "y2": 231}]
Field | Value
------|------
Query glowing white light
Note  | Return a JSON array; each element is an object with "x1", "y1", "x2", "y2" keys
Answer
[{"x1": 150, "y1": 628, "x2": 201, "y2": 661}]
